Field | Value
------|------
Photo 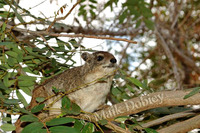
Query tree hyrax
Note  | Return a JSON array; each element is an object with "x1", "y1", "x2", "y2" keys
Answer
[
  {"x1": 14, "y1": 51, "x2": 117, "y2": 133},
  {"x1": 30, "y1": 51, "x2": 117, "y2": 114}
]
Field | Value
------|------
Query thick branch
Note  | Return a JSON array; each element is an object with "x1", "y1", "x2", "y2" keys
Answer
[
  {"x1": 79, "y1": 89, "x2": 200, "y2": 122},
  {"x1": 158, "y1": 113, "x2": 200, "y2": 133},
  {"x1": 41, "y1": 89, "x2": 200, "y2": 132}
]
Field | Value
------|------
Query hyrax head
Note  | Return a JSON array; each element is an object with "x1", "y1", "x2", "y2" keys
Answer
[{"x1": 81, "y1": 51, "x2": 117, "y2": 70}]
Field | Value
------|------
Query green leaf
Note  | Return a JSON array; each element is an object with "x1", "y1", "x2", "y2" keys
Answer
[
  {"x1": 0, "y1": 42, "x2": 15, "y2": 45},
  {"x1": 61, "y1": 96, "x2": 81, "y2": 115},
  {"x1": 5, "y1": 51, "x2": 18, "y2": 58},
  {"x1": 0, "y1": 80, "x2": 8, "y2": 90},
  {"x1": 18, "y1": 75, "x2": 37, "y2": 81},
  {"x1": 31, "y1": 104, "x2": 45, "y2": 113},
  {"x1": 16, "y1": 90, "x2": 28, "y2": 107},
  {"x1": 115, "y1": 116, "x2": 129, "y2": 122},
  {"x1": 136, "y1": 19, "x2": 142, "y2": 28},
  {"x1": 2, "y1": 117, "x2": 11, "y2": 122},
  {"x1": 20, "y1": 115, "x2": 39, "y2": 122},
  {"x1": 0, "y1": 65, "x2": 7, "y2": 71},
  {"x1": 128, "y1": 77, "x2": 144, "y2": 88},
  {"x1": 1, "y1": 22, "x2": 6, "y2": 31},
  {"x1": 20, "y1": 87, "x2": 32, "y2": 96},
  {"x1": 17, "y1": 53, "x2": 23, "y2": 62},
  {"x1": 89, "y1": 0, "x2": 97, "y2": 4},
  {"x1": 3, "y1": 74, "x2": 9, "y2": 87},
  {"x1": 98, "y1": 119, "x2": 108, "y2": 125},
  {"x1": 4, "y1": 99, "x2": 19, "y2": 104},
  {"x1": 184, "y1": 87, "x2": 200, "y2": 99},
  {"x1": 23, "y1": 56, "x2": 35, "y2": 60},
  {"x1": 111, "y1": 87, "x2": 121, "y2": 96},
  {"x1": 0, "y1": 123, "x2": 16, "y2": 131},
  {"x1": 119, "y1": 10, "x2": 128, "y2": 23},
  {"x1": 52, "y1": 86, "x2": 60, "y2": 94},
  {"x1": 49, "y1": 126, "x2": 79, "y2": 133},
  {"x1": 36, "y1": 97, "x2": 45, "y2": 103},
  {"x1": 126, "y1": 84, "x2": 135, "y2": 93},
  {"x1": 144, "y1": 19, "x2": 154, "y2": 30},
  {"x1": 18, "y1": 80, "x2": 35, "y2": 87},
  {"x1": 18, "y1": 107, "x2": 32, "y2": 115},
  {"x1": 22, "y1": 122, "x2": 44, "y2": 133},
  {"x1": 7, "y1": 57, "x2": 17, "y2": 67},
  {"x1": 32, "y1": 129, "x2": 47, "y2": 133},
  {"x1": 144, "y1": 128, "x2": 158, "y2": 133},
  {"x1": 46, "y1": 117, "x2": 75, "y2": 126},
  {"x1": 71, "y1": 103, "x2": 81, "y2": 115},
  {"x1": 74, "y1": 120, "x2": 84, "y2": 131},
  {"x1": 82, "y1": 123, "x2": 94, "y2": 133},
  {"x1": 14, "y1": 11, "x2": 25, "y2": 23},
  {"x1": 62, "y1": 96, "x2": 71, "y2": 109},
  {"x1": 69, "y1": 39, "x2": 79, "y2": 49}
]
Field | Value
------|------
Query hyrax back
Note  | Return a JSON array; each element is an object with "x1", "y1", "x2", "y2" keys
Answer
[{"x1": 30, "y1": 51, "x2": 117, "y2": 113}]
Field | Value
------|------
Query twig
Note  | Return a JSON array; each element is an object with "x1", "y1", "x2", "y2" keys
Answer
[
  {"x1": 0, "y1": 21, "x2": 137, "y2": 44},
  {"x1": 157, "y1": 113, "x2": 200, "y2": 133},
  {"x1": 106, "y1": 121, "x2": 131, "y2": 133},
  {"x1": 141, "y1": 111, "x2": 196, "y2": 128},
  {"x1": 0, "y1": 109, "x2": 21, "y2": 115},
  {"x1": 49, "y1": 33, "x2": 137, "y2": 44},
  {"x1": 172, "y1": 45, "x2": 200, "y2": 75},
  {"x1": 119, "y1": 41, "x2": 131, "y2": 65},
  {"x1": 155, "y1": 25, "x2": 182, "y2": 90},
  {"x1": 130, "y1": 47, "x2": 157, "y2": 76},
  {"x1": 39, "y1": 34, "x2": 56, "y2": 51},
  {"x1": 46, "y1": 0, "x2": 81, "y2": 32}
]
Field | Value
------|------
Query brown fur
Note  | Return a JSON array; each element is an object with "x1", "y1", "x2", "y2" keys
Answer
[{"x1": 14, "y1": 51, "x2": 117, "y2": 133}]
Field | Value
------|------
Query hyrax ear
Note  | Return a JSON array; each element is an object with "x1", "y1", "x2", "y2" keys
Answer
[{"x1": 81, "y1": 52, "x2": 92, "y2": 62}]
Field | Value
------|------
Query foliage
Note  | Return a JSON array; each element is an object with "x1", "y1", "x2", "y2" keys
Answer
[{"x1": 0, "y1": 0, "x2": 199, "y2": 132}]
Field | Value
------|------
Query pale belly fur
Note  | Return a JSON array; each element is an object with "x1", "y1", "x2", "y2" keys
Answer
[{"x1": 48, "y1": 81, "x2": 111, "y2": 115}]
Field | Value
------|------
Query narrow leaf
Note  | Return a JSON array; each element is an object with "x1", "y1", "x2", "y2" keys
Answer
[
  {"x1": 22, "y1": 122, "x2": 43, "y2": 133},
  {"x1": 49, "y1": 126, "x2": 79, "y2": 133},
  {"x1": 16, "y1": 90, "x2": 28, "y2": 107},
  {"x1": 0, "y1": 124, "x2": 16, "y2": 131},
  {"x1": 31, "y1": 104, "x2": 45, "y2": 113},
  {"x1": 82, "y1": 123, "x2": 94, "y2": 133},
  {"x1": 2, "y1": 117, "x2": 11, "y2": 122},
  {"x1": 74, "y1": 120, "x2": 84, "y2": 131},
  {"x1": 20, "y1": 115, "x2": 39, "y2": 122},
  {"x1": 46, "y1": 117, "x2": 75, "y2": 126},
  {"x1": 36, "y1": 97, "x2": 45, "y2": 103},
  {"x1": 5, "y1": 51, "x2": 18, "y2": 58},
  {"x1": 184, "y1": 87, "x2": 200, "y2": 99},
  {"x1": 18, "y1": 80, "x2": 35, "y2": 87},
  {"x1": 18, "y1": 75, "x2": 37, "y2": 81},
  {"x1": 128, "y1": 77, "x2": 144, "y2": 88},
  {"x1": 4, "y1": 99, "x2": 19, "y2": 104}
]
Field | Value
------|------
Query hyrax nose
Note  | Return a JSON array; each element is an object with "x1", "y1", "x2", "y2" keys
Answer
[{"x1": 110, "y1": 58, "x2": 117, "y2": 64}]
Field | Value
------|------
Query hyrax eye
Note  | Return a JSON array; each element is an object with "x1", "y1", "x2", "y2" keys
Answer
[{"x1": 97, "y1": 56, "x2": 104, "y2": 61}]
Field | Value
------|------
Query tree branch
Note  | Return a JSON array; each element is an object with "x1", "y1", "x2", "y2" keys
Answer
[
  {"x1": 155, "y1": 25, "x2": 182, "y2": 89},
  {"x1": 46, "y1": 0, "x2": 81, "y2": 32},
  {"x1": 0, "y1": 21, "x2": 137, "y2": 44},
  {"x1": 79, "y1": 89, "x2": 200, "y2": 121},
  {"x1": 141, "y1": 110, "x2": 196, "y2": 128},
  {"x1": 39, "y1": 89, "x2": 200, "y2": 132},
  {"x1": 158, "y1": 113, "x2": 200, "y2": 133}
]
